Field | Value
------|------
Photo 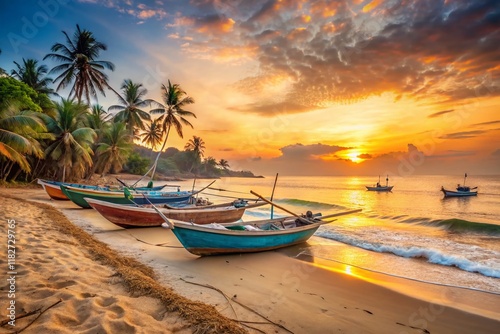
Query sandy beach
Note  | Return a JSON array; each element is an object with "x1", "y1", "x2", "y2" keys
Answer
[{"x1": 1, "y1": 186, "x2": 499, "y2": 334}]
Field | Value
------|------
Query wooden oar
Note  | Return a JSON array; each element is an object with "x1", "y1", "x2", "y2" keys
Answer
[
  {"x1": 250, "y1": 190, "x2": 315, "y2": 225},
  {"x1": 250, "y1": 190, "x2": 362, "y2": 225}
]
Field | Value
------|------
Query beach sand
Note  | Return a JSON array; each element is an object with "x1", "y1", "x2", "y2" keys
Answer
[{"x1": 1, "y1": 187, "x2": 499, "y2": 333}]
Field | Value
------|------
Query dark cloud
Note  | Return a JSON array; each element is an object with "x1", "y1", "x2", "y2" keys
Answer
[
  {"x1": 358, "y1": 153, "x2": 373, "y2": 159},
  {"x1": 440, "y1": 130, "x2": 486, "y2": 139},
  {"x1": 184, "y1": 0, "x2": 500, "y2": 113},
  {"x1": 428, "y1": 109, "x2": 455, "y2": 118},
  {"x1": 492, "y1": 149, "x2": 500, "y2": 157},
  {"x1": 277, "y1": 143, "x2": 350, "y2": 159},
  {"x1": 473, "y1": 120, "x2": 500, "y2": 126}
]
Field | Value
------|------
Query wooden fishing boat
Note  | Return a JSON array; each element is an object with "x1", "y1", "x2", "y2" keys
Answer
[
  {"x1": 161, "y1": 209, "x2": 362, "y2": 256},
  {"x1": 37, "y1": 179, "x2": 111, "y2": 200},
  {"x1": 366, "y1": 175, "x2": 393, "y2": 192},
  {"x1": 60, "y1": 185, "x2": 195, "y2": 208},
  {"x1": 441, "y1": 173, "x2": 478, "y2": 198},
  {"x1": 86, "y1": 198, "x2": 266, "y2": 228},
  {"x1": 38, "y1": 179, "x2": 168, "y2": 200},
  {"x1": 441, "y1": 187, "x2": 478, "y2": 197}
]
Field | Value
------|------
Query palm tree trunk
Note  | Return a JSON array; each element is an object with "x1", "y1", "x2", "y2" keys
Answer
[
  {"x1": 150, "y1": 126, "x2": 171, "y2": 181},
  {"x1": 62, "y1": 165, "x2": 66, "y2": 182}
]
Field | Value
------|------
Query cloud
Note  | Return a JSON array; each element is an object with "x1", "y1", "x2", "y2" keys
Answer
[
  {"x1": 358, "y1": 153, "x2": 373, "y2": 159},
  {"x1": 492, "y1": 149, "x2": 500, "y2": 157},
  {"x1": 227, "y1": 0, "x2": 500, "y2": 111},
  {"x1": 440, "y1": 130, "x2": 487, "y2": 139},
  {"x1": 276, "y1": 143, "x2": 350, "y2": 160},
  {"x1": 473, "y1": 120, "x2": 500, "y2": 127},
  {"x1": 428, "y1": 109, "x2": 455, "y2": 118},
  {"x1": 428, "y1": 150, "x2": 477, "y2": 158}
]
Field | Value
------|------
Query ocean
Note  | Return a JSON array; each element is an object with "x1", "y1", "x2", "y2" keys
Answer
[{"x1": 178, "y1": 175, "x2": 500, "y2": 295}]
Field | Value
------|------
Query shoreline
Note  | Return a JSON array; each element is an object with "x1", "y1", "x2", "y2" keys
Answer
[{"x1": 1, "y1": 187, "x2": 499, "y2": 333}]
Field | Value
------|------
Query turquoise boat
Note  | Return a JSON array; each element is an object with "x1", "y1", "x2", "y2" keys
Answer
[
  {"x1": 161, "y1": 209, "x2": 362, "y2": 256},
  {"x1": 60, "y1": 185, "x2": 194, "y2": 209}
]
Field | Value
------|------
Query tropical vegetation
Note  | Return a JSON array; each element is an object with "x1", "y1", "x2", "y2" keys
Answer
[{"x1": 0, "y1": 24, "x2": 258, "y2": 184}]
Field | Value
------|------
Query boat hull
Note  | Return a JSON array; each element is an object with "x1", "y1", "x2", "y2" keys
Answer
[
  {"x1": 38, "y1": 179, "x2": 70, "y2": 200},
  {"x1": 86, "y1": 198, "x2": 261, "y2": 228},
  {"x1": 169, "y1": 221, "x2": 320, "y2": 256},
  {"x1": 441, "y1": 188, "x2": 478, "y2": 197},
  {"x1": 366, "y1": 186, "x2": 394, "y2": 191},
  {"x1": 61, "y1": 185, "x2": 192, "y2": 208}
]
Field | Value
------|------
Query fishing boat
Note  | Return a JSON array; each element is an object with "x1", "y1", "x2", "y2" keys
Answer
[
  {"x1": 441, "y1": 173, "x2": 478, "y2": 197},
  {"x1": 37, "y1": 179, "x2": 112, "y2": 200},
  {"x1": 37, "y1": 179, "x2": 169, "y2": 200},
  {"x1": 366, "y1": 175, "x2": 393, "y2": 192},
  {"x1": 86, "y1": 198, "x2": 267, "y2": 228},
  {"x1": 60, "y1": 185, "x2": 198, "y2": 208},
  {"x1": 161, "y1": 209, "x2": 361, "y2": 256},
  {"x1": 158, "y1": 191, "x2": 362, "y2": 256}
]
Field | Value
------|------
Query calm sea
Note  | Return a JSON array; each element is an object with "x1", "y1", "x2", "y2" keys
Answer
[{"x1": 177, "y1": 175, "x2": 500, "y2": 294}]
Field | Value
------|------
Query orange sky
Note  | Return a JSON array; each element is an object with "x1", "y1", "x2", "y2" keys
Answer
[{"x1": 1, "y1": 0, "x2": 499, "y2": 175}]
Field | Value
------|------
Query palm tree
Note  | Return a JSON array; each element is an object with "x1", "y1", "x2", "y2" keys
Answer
[
  {"x1": 218, "y1": 159, "x2": 230, "y2": 171},
  {"x1": 86, "y1": 104, "x2": 111, "y2": 138},
  {"x1": 147, "y1": 80, "x2": 196, "y2": 179},
  {"x1": 141, "y1": 118, "x2": 163, "y2": 152},
  {"x1": 84, "y1": 104, "x2": 111, "y2": 179},
  {"x1": 11, "y1": 58, "x2": 55, "y2": 95},
  {"x1": 94, "y1": 122, "x2": 132, "y2": 176},
  {"x1": 109, "y1": 79, "x2": 153, "y2": 138},
  {"x1": 44, "y1": 98, "x2": 96, "y2": 182},
  {"x1": 0, "y1": 103, "x2": 47, "y2": 180},
  {"x1": 44, "y1": 24, "x2": 115, "y2": 103},
  {"x1": 184, "y1": 135, "x2": 205, "y2": 173}
]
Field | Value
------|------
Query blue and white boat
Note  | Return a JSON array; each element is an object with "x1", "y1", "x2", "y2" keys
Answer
[
  {"x1": 441, "y1": 173, "x2": 478, "y2": 197},
  {"x1": 161, "y1": 209, "x2": 362, "y2": 256}
]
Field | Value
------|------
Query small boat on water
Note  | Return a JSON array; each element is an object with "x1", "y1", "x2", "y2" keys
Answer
[
  {"x1": 366, "y1": 175, "x2": 393, "y2": 192},
  {"x1": 161, "y1": 209, "x2": 362, "y2": 256},
  {"x1": 60, "y1": 185, "x2": 200, "y2": 208},
  {"x1": 441, "y1": 173, "x2": 478, "y2": 197},
  {"x1": 38, "y1": 179, "x2": 169, "y2": 200},
  {"x1": 86, "y1": 198, "x2": 267, "y2": 228}
]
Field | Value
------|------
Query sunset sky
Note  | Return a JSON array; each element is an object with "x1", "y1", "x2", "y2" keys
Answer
[{"x1": 1, "y1": 0, "x2": 499, "y2": 176}]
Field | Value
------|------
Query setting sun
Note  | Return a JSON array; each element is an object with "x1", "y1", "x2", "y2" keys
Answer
[{"x1": 347, "y1": 151, "x2": 364, "y2": 163}]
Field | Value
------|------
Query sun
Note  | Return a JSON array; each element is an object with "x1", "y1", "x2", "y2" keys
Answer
[{"x1": 346, "y1": 151, "x2": 364, "y2": 163}]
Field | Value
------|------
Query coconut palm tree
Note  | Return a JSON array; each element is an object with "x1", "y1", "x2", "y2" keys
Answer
[
  {"x1": 86, "y1": 104, "x2": 111, "y2": 138},
  {"x1": 11, "y1": 58, "x2": 55, "y2": 95},
  {"x1": 218, "y1": 158, "x2": 230, "y2": 171},
  {"x1": 141, "y1": 118, "x2": 163, "y2": 153},
  {"x1": 184, "y1": 135, "x2": 205, "y2": 173},
  {"x1": 147, "y1": 80, "x2": 196, "y2": 179},
  {"x1": 44, "y1": 24, "x2": 115, "y2": 104},
  {"x1": 109, "y1": 79, "x2": 153, "y2": 138},
  {"x1": 0, "y1": 103, "x2": 47, "y2": 180},
  {"x1": 44, "y1": 98, "x2": 96, "y2": 182},
  {"x1": 94, "y1": 122, "x2": 132, "y2": 176}
]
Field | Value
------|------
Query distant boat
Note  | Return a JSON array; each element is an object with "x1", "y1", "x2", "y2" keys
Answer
[
  {"x1": 86, "y1": 198, "x2": 266, "y2": 228},
  {"x1": 366, "y1": 175, "x2": 393, "y2": 192},
  {"x1": 441, "y1": 173, "x2": 478, "y2": 197},
  {"x1": 161, "y1": 209, "x2": 362, "y2": 256}
]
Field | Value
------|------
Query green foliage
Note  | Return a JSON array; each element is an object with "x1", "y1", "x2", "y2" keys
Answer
[
  {"x1": 124, "y1": 151, "x2": 150, "y2": 175},
  {"x1": 0, "y1": 77, "x2": 42, "y2": 112},
  {"x1": 95, "y1": 122, "x2": 132, "y2": 175},
  {"x1": 156, "y1": 157, "x2": 179, "y2": 175}
]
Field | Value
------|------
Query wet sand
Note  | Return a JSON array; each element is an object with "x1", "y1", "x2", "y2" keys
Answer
[{"x1": 1, "y1": 187, "x2": 499, "y2": 333}]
